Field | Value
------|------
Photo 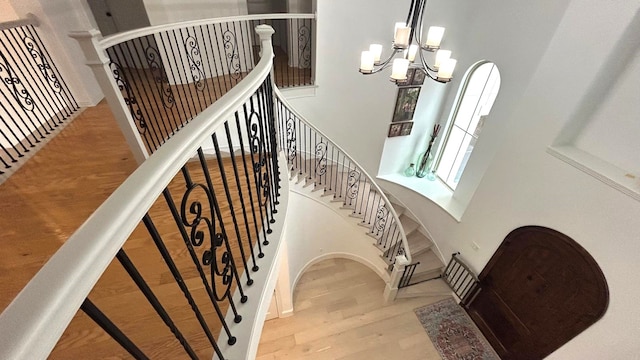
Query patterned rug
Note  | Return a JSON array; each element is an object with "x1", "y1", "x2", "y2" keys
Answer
[{"x1": 414, "y1": 298, "x2": 500, "y2": 360}]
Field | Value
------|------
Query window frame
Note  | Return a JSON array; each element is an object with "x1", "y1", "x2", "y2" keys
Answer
[{"x1": 434, "y1": 60, "x2": 499, "y2": 190}]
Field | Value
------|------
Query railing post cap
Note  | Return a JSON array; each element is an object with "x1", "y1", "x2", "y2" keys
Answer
[
  {"x1": 255, "y1": 24, "x2": 275, "y2": 39},
  {"x1": 68, "y1": 28, "x2": 102, "y2": 39},
  {"x1": 395, "y1": 255, "x2": 410, "y2": 267}
]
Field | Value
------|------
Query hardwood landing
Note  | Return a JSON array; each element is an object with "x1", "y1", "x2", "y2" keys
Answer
[
  {"x1": 0, "y1": 101, "x2": 268, "y2": 359},
  {"x1": 257, "y1": 258, "x2": 448, "y2": 360}
]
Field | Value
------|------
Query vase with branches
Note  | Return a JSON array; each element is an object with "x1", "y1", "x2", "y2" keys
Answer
[{"x1": 416, "y1": 123, "x2": 441, "y2": 179}]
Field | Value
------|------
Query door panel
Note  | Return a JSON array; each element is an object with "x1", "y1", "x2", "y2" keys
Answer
[{"x1": 467, "y1": 226, "x2": 608, "y2": 359}]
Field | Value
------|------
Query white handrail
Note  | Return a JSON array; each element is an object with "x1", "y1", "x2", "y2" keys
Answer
[
  {"x1": 273, "y1": 87, "x2": 412, "y2": 264},
  {"x1": 99, "y1": 13, "x2": 315, "y2": 49},
  {"x1": 0, "y1": 25, "x2": 275, "y2": 360},
  {"x1": 0, "y1": 13, "x2": 38, "y2": 31}
]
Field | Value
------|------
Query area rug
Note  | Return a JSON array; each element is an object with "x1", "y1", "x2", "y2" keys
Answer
[{"x1": 414, "y1": 298, "x2": 500, "y2": 360}]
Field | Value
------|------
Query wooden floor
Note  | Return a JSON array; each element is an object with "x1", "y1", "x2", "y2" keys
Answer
[
  {"x1": 257, "y1": 258, "x2": 446, "y2": 360},
  {"x1": 0, "y1": 101, "x2": 266, "y2": 359},
  {"x1": 0, "y1": 100, "x2": 441, "y2": 359}
]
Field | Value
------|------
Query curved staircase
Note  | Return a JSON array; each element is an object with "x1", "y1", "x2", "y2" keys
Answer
[{"x1": 281, "y1": 132, "x2": 448, "y2": 300}]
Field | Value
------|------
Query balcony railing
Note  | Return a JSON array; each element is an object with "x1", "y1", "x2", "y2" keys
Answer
[
  {"x1": 0, "y1": 25, "x2": 284, "y2": 360},
  {"x1": 74, "y1": 14, "x2": 314, "y2": 160},
  {"x1": 0, "y1": 15, "x2": 79, "y2": 179}
]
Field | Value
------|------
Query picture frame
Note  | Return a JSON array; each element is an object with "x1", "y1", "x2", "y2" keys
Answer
[
  {"x1": 392, "y1": 86, "x2": 421, "y2": 122},
  {"x1": 400, "y1": 121, "x2": 413, "y2": 136},
  {"x1": 388, "y1": 121, "x2": 413, "y2": 137},
  {"x1": 411, "y1": 69, "x2": 426, "y2": 85},
  {"x1": 396, "y1": 68, "x2": 416, "y2": 86},
  {"x1": 388, "y1": 123, "x2": 403, "y2": 137}
]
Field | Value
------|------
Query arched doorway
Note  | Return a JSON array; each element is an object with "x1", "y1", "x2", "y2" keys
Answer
[{"x1": 466, "y1": 226, "x2": 609, "y2": 359}]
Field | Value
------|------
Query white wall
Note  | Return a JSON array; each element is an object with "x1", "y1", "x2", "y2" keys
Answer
[
  {"x1": 0, "y1": 0, "x2": 18, "y2": 21},
  {"x1": 143, "y1": 0, "x2": 248, "y2": 26},
  {"x1": 287, "y1": 0, "x2": 407, "y2": 173},
  {"x1": 287, "y1": 0, "x2": 640, "y2": 357},
  {"x1": 282, "y1": 187, "x2": 390, "y2": 308}
]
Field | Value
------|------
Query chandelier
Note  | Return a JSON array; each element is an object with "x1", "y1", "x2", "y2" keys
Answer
[{"x1": 359, "y1": 0, "x2": 457, "y2": 84}]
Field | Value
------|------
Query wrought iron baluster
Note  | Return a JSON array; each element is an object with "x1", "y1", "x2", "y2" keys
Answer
[
  {"x1": 235, "y1": 110, "x2": 265, "y2": 256},
  {"x1": 80, "y1": 298, "x2": 149, "y2": 360},
  {"x1": 257, "y1": 87, "x2": 278, "y2": 220},
  {"x1": 210, "y1": 134, "x2": 254, "y2": 285},
  {"x1": 8, "y1": 27, "x2": 64, "y2": 123},
  {"x1": 140, "y1": 35, "x2": 181, "y2": 137},
  {"x1": 200, "y1": 24, "x2": 220, "y2": 100},
  {"x1": 122, "y1": 38, "x2": 168, "y2": 148},
  {"x1": 23, "y1": 25, "x2": 78, "y2": 111},
  {"x1": 0, "y1": 107, "x2": 31, "y2": 152},
  {"x1": 196, "y1": 25, "x2": 215, "y2": 104},
  {"x1": 170, "y1": 29, "x2": 199, "y2": 122},
  {"x1": 1, "y1": 35, "x2": 56, "y2": 131},
  {"x1": 177, "y1": 164, "x2": 244, "y2": 322},
  {"x1": 212, "y1": 23, "x2": 230, "y2": 94},
  {"x1": 248, "y1": 93, "x2": 274, "y2": 234},
  {"x1": 179, "y1": 28, "x2": 205, "y2": 118},
  {"x1": 223, "y1": 120, "x2": 260, "y2": 272},
  {"x1": 0, "y1": 50, "x2": 49, "y2": 136},
  {"x1": 108, "y1": 45, "x2": 158, "y2": 150},
  {"x1": 264, "y1": 76, "x2": 281, "y2": 202},
  {"x1": 223, "y1": 22, "x2": 241, "y2": 81},
  {"x1": 16, "y1": 26, "x2": 70, "y2": 119},
  {"x1": 116, "y1": 249, "x2": 198, "y2": 360},
  {"x1": 141, "y1": 214, "x2": 226, "y2": 358},
  {"x1": 193, "y1": 148, "x2": 248, "y2": 305},
  {"x1": 0, "y1": 75, "x2": 43, "y2": 143},
  {"x1": 161, "y1": 188, "x2": 237, "y2": 344},
  {"x1": 156, "y1": 32, "x2": 190, "y2": 132}
]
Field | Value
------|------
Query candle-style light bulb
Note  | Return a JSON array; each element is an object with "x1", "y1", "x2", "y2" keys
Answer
[
  {"x1": 390, "y1": 58, "x2": 410, "y2": 81},
  {"x1": 406, "y1": 44, "x2": 419, "y2": 62},
  {"x1": 369, "y1": 44, "x2": 383, "y2": 63},
  {"x1": 425, "y1": 26, "x2": 445, "y2": 50},
  {"x1": 434, "y1": 49, "x2": 451, "y2": 69},
  {"x1": 394, "y1": 24, "x2": 411, "y2": 48},
  {"x1": 437, "y1": 58, "x2": 457, "y2": 81},
  {"x1": 360, "y1": 50, "x2": 374, "y2": 73}
]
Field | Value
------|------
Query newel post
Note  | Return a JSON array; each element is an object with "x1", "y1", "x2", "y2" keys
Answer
[
  {"x1": 69, "y1": 29, "x2": 149, "y2": 165},
  {"x1": 383, "y1": 254, "x2": 410, "y2": 304}
]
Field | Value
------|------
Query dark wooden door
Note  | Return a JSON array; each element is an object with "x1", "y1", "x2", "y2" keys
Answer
[{"x1": 467, "y1": 226, "x2": 608, "y2": 360}]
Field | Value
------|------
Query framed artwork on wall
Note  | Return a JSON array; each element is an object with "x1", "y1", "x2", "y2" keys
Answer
[
  {"x1": 397, "y1": 68, "x2": 416, "y2": 86},
  {"x1": 388, "y1": 123, "x2": 403, "y2": 137},
  {"x1": 388, "y1": 121, "x2": 413, "y2": 137},
  {"x1": 400, "y1": 121, "x2": 413, "y2": 136},
  {"x1": 412, "y1": 69, "x2": 426, "y2": 85},
  {"x1": 392, "y1": 86, "x2": 421, "y2": 122}
]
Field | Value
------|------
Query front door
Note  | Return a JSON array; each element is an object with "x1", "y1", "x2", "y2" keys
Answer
[{"x1": 467, "y1": 226, "x2": 608, "y2": 359}]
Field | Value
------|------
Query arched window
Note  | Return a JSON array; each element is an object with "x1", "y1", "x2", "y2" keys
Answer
[{"x1": 436, "y1": 61, "x2": 501, "y2": 189}]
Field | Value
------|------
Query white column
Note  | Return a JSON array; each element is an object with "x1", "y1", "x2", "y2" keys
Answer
[
  {"x1": 383, "y1": 254, "x2": 410, "y2": 304},
  {"x1": 69, "y1": 29, "x2": 149, "y2": 164}
]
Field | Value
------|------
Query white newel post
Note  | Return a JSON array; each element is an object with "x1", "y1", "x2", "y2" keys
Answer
[
  {"x1": 383, "y1": 254, "x2": 410, "y2": 304},
  {"x1": 256, "y1": 24, "x2": 275, "y2": 79},
  {"x1": 69, "y1": 29, "x2": 149, "y2": 165}
]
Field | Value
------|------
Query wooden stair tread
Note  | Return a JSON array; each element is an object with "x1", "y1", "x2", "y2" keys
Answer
[
  {"x1": 399, "y1": 214, "x2": 419, "y2": 235},
  {"x1": 406, "y1": 231, "x2": 433, "y2": 256},
  {"x1": 396, "y1": 278, "x2": 452, "y2": 299},
  {"x1": 412, "y1": 250, "x2": 444, "y2": 274}
]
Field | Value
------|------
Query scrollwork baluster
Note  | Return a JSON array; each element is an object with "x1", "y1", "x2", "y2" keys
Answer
[
  {"x1": 144, "y1": 44, "x2": 175, "y2": 109},
  {"x1": 184, "y1": 35, "x2": 206, "y2": 92}
]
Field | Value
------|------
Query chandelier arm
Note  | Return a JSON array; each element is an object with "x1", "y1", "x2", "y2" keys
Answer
[
  {"x1": 417, "y1": 47, "x2": 437, "y2": 73},
  {"x1": 414, "y1": 0, "x2": 427, "y2": 47},
  {"x1": 376, "y1": 48, "x2": 402, "y2": 68}
]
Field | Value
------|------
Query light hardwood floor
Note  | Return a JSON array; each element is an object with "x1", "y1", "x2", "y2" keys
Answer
[{"x1": 257, "y1": 258, "x2": 446, "y2": 360}]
